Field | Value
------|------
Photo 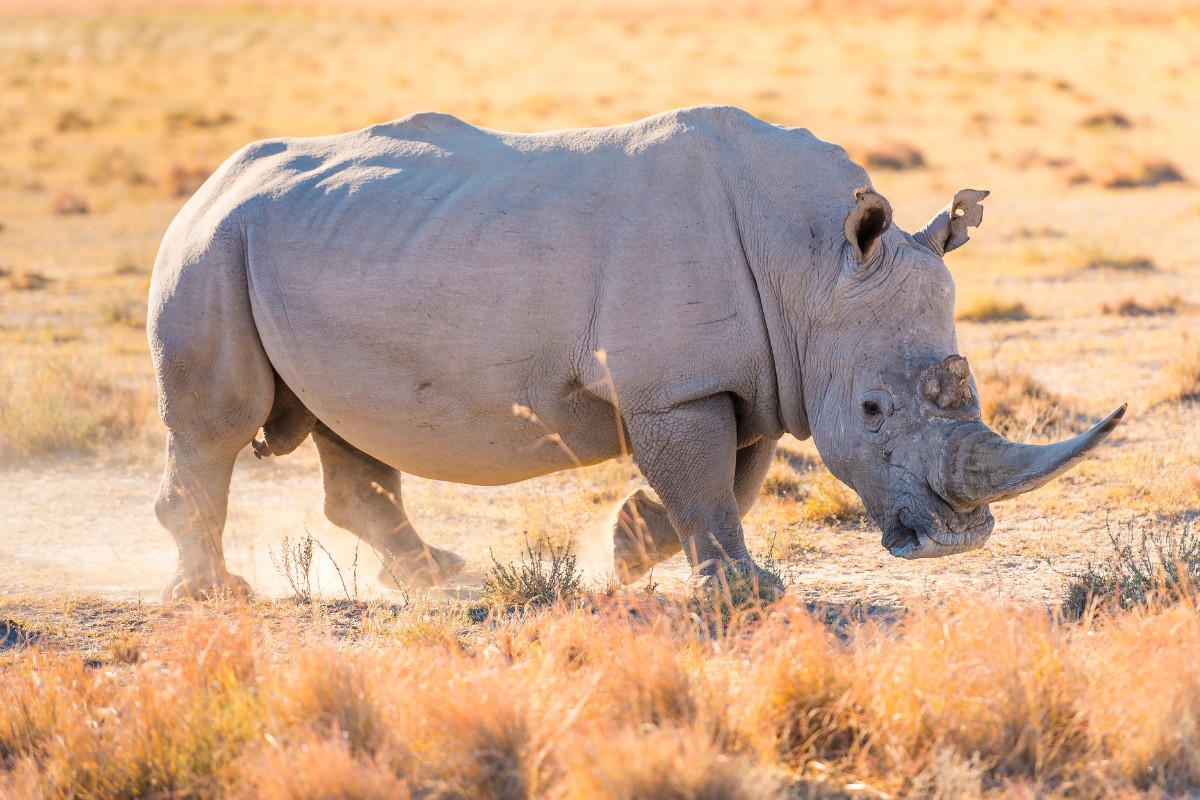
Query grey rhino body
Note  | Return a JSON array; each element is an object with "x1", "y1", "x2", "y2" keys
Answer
[{"x1": 149, "y1": 106, "x2": 1123, "y2": 598}]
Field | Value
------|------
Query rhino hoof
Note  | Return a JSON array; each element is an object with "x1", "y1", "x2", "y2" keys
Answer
[
  {"x1": 687, "y1": 560, "x2": 784, "y2": 603},
  {"x1": 163, "y1": 570, "x2": 255, "y2": 602},
  {"x1": 377, "y1": 547, "x2": 466, "y2": 590},
  {"x1": 613, "y1": 544, "x2": 652, "y2": 585}
]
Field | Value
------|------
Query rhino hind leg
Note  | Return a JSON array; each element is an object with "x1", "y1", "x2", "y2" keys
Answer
[
  {"x1": 150, "y1": 233, "x2": 277, "y2": 601},
  {"x1": 612, "y1": 489, "x2": 682, "y2": 583},
  {"x1": 311, "y1": 421, "x2": 464, "y2": 589},
  {"x1": 252, "y1": 373, "x2": 317, "y2": 459}
]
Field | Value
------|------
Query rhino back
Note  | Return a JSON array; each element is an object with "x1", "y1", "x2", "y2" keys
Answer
[{"x1": 199, "y1": 108, "x2": 809, "y2": 481}]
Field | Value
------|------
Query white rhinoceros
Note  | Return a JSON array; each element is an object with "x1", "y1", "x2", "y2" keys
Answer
[{"x1": 147, "y1": 106, "x2": 1125, "y2": 599}]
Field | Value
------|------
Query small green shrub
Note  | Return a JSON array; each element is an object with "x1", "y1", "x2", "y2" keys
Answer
[
  {"x1": 1058, "y1": 517, "x2": 1200, "y2": 616},
  {"x1": 481, "y1": 535, "x2": 582, "y2": 608}
]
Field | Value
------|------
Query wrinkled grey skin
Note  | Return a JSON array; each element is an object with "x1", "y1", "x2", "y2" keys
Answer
[{"x1": 148, "y1": 106, "x2": 1124, "y2": 599}]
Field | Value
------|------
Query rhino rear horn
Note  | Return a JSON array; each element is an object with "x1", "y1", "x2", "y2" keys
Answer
[
  {"x1": 915, "y1": 188, "x2": 989, "y2": 257},
  {"x1": 844, "y1": 188, "x2": 892, "y2": 261}
]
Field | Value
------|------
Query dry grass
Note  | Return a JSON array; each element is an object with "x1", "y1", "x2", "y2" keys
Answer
[
  {"x1": 1101, "y1": 158, "x2": 1186, "y2": 189},
  {"x1": 4, "y1": 595, "x2": 1200, "y2": 796},
  {"x1": 976, "y1": 369, "x2": 1081, "y2": 441},
  {"x1": 0, "y1": 354, "x2": 152, "y2": 461},
  {"x1": 956, "y1": 296, "x2": 1032, "y2": 323},
  {"x1": 859, "y1": 140, "x2": 926, "y2": 172},
  {"x1": 1080, "y1": 249, "x2": 1157, "y2": 272},
  {"x1": 1100, "y1": 295, "x2": 1183, "y2": 317},
  {"x1": 763, "y1": 449, "x2": 864, "y2": 524},
  {"x1": 7, "y1": 270, "x2": 54, "y2": 291},
  {"x1": 1079, "y1": 110, "x2": 1133, "y2": 129},
  {"x1": 1157, "y1": 334, "x2": 1200, "y2": 404}
]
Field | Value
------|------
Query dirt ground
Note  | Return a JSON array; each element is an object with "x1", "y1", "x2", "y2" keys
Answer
[{"x1": 0, "y1": 0, "x2": 1197, "y2": 611}]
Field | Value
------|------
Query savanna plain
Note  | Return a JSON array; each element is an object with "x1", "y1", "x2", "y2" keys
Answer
[{"x1": 1, "y1": 1, "x2": 1199, "y2": 797}]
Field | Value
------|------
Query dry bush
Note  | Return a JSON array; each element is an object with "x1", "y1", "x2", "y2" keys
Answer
[
  {"x1": 1081, "y1": 249, "x2": 1156, "y2": 273},
  {"x1": 51, "y1": 188, "x2": 88, "y2": 214},
  {"x1": 164, "y1": 107, "x2": 236, "y2": 132},
  {"x1": 7, "y1": 270, "x2": 53, "y2": 291},
  {"x1": 86, "y1": 147, "x2": 149, "y2": 187},
  {"x1": 1101, "y1": 158, "x2": 1186, "y2": 189},
  {"x1": 0, "y1": 354, "x2": 153, "y2": 460},
  {"x1": 162, "y1": 159, "x2": 214, "y2": 197},
  {"x1": 481, "y1": 535, "x2": 583, "y2": 608},
  {"x1": 956, "y1": 296, "x2": 1031, "y2": 323},
  {"x1": 559, "y1": 724, "x2": 785, "y2": 799},
  {"x1": 860, "y1": 140, "x2": 925, "y2": 171},
  {"x1": 1058, "y1": 517, "x2": 1200, "y2": 617},
  {"x1": 1079, "y1": 110, "x2": 1132, "y2": 129},
  {"x1": 976, "y1": 369, "x2": 1081, "y2": 441},
  {"x1": 54, "y1": 108, "x2": 92, "y2": 132},
  {"x1": 1100, "y1": 295, "x2": 1182, "y2": 317}
]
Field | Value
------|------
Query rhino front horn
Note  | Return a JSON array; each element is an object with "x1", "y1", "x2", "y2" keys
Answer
[{"x1": 935, "y1": 404, "x2": 1127, "y2": 512}]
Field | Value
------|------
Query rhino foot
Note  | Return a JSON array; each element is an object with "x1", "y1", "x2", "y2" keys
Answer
[
  {"x1": 687, "y1": 560, "x2": 784, "y2": 604},
  {"x1": 163, "y1": 569, "x2": 255, "y2": 602},
  {"x1": 377, "y1": 546, "x2": 466, "y2": 590},
  {"x1": 612, "y1": 488, "x2": 683, "y2": 584}
]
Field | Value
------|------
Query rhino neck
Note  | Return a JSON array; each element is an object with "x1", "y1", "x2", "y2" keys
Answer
[{"x1": 729, "y1": 195, "x2": 812, "y2": 441}]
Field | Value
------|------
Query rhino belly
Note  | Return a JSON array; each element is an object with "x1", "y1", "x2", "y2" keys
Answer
[{"x1": 247, "y1": 270, "x2": 622, "y2": 485}]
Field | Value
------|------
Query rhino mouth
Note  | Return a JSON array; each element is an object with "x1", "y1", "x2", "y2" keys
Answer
[{"x1": 882, "y1": 503, "x2": 994, "y2": 559}]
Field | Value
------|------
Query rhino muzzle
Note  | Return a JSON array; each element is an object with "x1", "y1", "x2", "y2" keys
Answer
[{"x1": 882, "y1": 499, "x2": 995, "y2": 559}]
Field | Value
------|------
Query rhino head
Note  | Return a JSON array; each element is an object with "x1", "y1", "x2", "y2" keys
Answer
[{"x1": 801, "y1": 188, "x2": 1125, "y2": 559}]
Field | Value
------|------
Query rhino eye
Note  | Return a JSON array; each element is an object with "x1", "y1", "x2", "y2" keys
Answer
[{"x1": 859, "y1": 391, "x2": 891, "y2": 432}]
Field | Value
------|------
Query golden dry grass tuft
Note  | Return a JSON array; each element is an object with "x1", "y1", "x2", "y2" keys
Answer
[
  {"x1": 1080, "y1": 248, "x2": 1157, "y2": 273},
  {"x1": 956, "y1": 296, "x2": 1032, "y2": 322},
  {"x1": 976, "y1": 368, "x2": 1081, "y2": 441},
  {"x1": 7, "y1": 270, "x2": 54, "y2": 291},
  {"x1": 763, "y1": 449, "x2": 864, "y2": 524},
  {"x1": 1100, "y1": 295, "x2": 1183, "y2": 317},
  {"x1": 1157, "y1": 335, "x2": 1200, "y2": 404},
  {"x1": 1079, "y1": 109, "x2": 1133, "y2": 129},
  {"x1": 859, "y1": 139, "x2": 925, "y2": 172},
  {"x1": 1101, "y1": 158, "x2": 1186, "y2": 189},
  {"x1": 5, "y1": 596, "x2": 1200, "y2": 796}
]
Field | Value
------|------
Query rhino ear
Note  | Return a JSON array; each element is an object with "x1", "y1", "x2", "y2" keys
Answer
[
  {"x1": 914, "y1": 188, "x2": 989, "y2": 257},
  {"x1": 843, "y1": 188, "x2": 892, "y2": 262}
]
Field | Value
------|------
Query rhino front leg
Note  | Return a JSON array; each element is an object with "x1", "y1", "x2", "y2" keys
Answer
[
  {"x1": 625, "y1": 395, "x2": 777, "y2": 590},
  {"x1": 312, "y1": 422, "x2": 464, "y2": 589},
  {"x1": 612, "y1": 437, "x2": 778, "y2": 583}
]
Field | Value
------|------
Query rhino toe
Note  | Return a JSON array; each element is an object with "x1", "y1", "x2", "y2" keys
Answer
[
  {"x1": 164, "y1": 570, "x2": 255, "y2": 602},
  {"x1": 378, "y1": 547, "x2": 465, "y2": 590}
]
